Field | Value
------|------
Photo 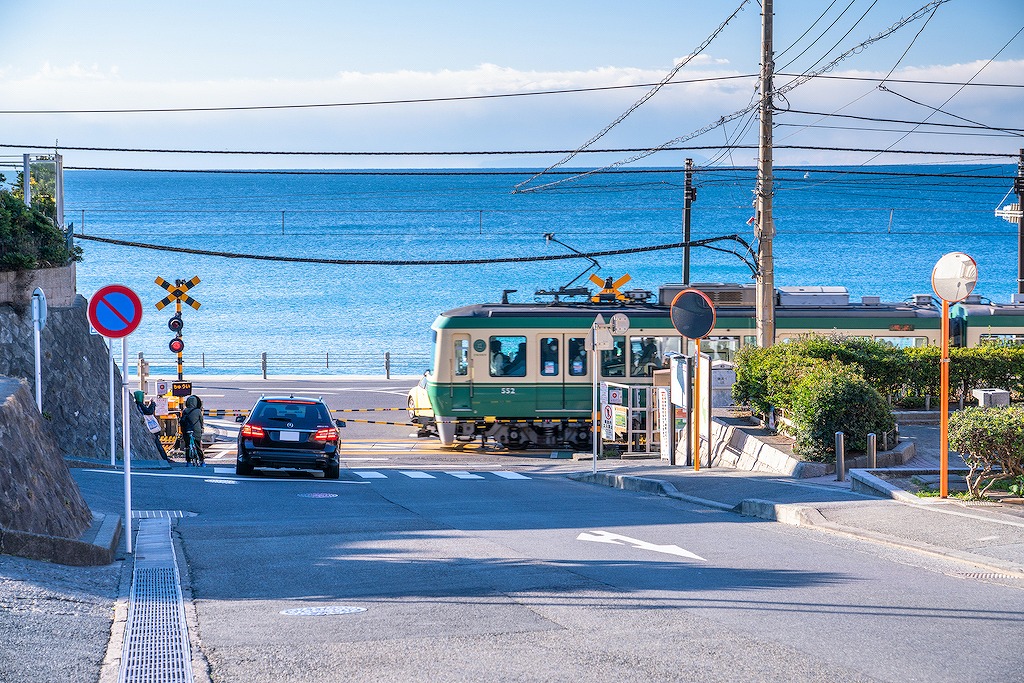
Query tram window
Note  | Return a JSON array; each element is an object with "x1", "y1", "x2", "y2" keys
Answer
[
  {"x1": 540, "y1": 337, "x2": 559, "y2": 376},
  {"x1": 874, "y1": 336, "x2": 928, "y2": 348},
  {"x1": 701, "y1": 337, "x2": 740, "y2": 362},
  {"x1": 568, "y1": 337, "x2": 587, "y2": 376},
  {"x1": 601, "y1": 337, "x2": 625, "y2": 377},
  {"x1": 980, "y1": 334, "x2": 1024, "y2": 345},
  {"x1": 453, "y1": 338, "x2": 469, "y2": 376},
  {"x1": 630, "y1": 336, "x2": 663, "y2": 377},
  {"x1": 490, "y1": 335, "x2": 526, "y2": 377}
]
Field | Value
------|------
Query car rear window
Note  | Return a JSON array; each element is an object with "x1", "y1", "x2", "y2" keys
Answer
[{"x1": 251, "y1": 401, "x2": 332, "y2": 428}]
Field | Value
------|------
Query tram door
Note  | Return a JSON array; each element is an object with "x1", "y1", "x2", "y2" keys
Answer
[
  {"x1": 536, "y1": 335, "x2": 589, "y2": 413},
  {"x1": 450, "y1": 335, "x2": 473, "y2": 411}
]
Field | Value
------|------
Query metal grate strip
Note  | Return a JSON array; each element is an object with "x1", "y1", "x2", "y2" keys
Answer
[{"x1": 118, "y1": 518, "x2": 194, "y2": 683}]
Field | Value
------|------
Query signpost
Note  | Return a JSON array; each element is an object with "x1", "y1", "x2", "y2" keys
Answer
[
  {"x1": 931, "y1": 252, "x2": 978, "y2": 499},
  {"x1": 669, "y1": 289, "x2": 717, "y2": 470},
  {"x1": 31, "y1": 288, "x2": 46, "y2": 412},
  {"x1": 88, "y1": 284, "x2": 144, "y2": 554},
  {"x1": 589, "y1": 313, "x2": 628, "y2": 473}
]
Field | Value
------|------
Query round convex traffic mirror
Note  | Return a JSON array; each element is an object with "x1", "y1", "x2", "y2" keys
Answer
[
  {"x1": 931, "y1": 252, "x2": 978, "y2": 303},
  {"x1": 670, "y1": 289, "x2": 716, "y2": 339}
]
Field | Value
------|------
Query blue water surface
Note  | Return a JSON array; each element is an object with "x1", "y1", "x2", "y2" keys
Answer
[{"x1": 66, "y1": 165, "x2": 1019, "y2": 375}]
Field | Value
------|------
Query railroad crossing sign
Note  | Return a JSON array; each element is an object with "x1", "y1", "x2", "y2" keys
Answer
[
  {"x1": 155, "y1": 275, "x2": 201, "y2": 311},
  {"x1": 590, "y1": 274, "x2": 631, "y2": 302},
  {"x1": 88, "y1": 284, "x2": 144, "y2": 338}
]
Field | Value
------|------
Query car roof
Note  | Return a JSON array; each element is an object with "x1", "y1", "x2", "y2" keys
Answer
[{"x1": 255, "y1": 396, "x2": 327, "y2": 405}]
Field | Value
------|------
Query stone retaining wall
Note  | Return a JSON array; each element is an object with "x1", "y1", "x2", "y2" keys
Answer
[
  {"x1": 0, "y1": 295, "x2": 160, "y2": 460},
  {"x1": 0, "y1": 377, "x2": 92, "y2": 538}
]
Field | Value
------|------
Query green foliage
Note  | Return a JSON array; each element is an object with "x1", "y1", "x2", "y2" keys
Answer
[
  {"x1": 790, "y1": 363, "x2": 895, "y2": 460},
  {"x1": 0, "y1": 190, "x2": 81, "y2": 271},
  {"x1": 948, "y1": 405, "x2": 1024, "y2": 499}
]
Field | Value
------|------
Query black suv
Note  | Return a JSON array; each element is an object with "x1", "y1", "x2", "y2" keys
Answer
[{"x1": 236, "y1": 396, "x2": 345, "y2": 478}]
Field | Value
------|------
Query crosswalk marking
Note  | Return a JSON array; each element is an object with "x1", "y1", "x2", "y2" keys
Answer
[
  {"x1": 446, "y1": 471, "x2": 485, "y2": 479},
  {"x1": 493, "y1": 471, "x2": 531, "y2": 480},
  {"x1": 399, "y1": 470, "x2": 436, "y2": 479},
  {"x1": 354, "y1": 471, "x2": 388, "y2": 479}
]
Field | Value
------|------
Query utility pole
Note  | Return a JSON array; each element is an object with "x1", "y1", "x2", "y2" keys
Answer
[
  {"x1": 683, "y1": 158, "x2": 696, "y2": 284},
  {"x1": 1017, "y1": 148, "x2": 1024, "y2": 295},
  {"x1": 755, "y1": 0, "x2": 776, "y2": 347}
]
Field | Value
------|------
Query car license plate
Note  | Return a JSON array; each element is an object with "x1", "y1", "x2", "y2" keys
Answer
[{"x1": 279, "y1": 430, "x2": 300, "y2": 442}]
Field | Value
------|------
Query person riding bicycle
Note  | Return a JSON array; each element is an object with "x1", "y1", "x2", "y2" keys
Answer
[{"x1": 178, "y1": 395, "x2": 205, "y2": 465}]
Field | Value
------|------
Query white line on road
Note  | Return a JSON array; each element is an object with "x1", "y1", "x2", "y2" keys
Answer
[
  {"x1": 577, "y1": 530, "x2": 706, "y2": 561},
  {"x1": 353, "y1": 471, "x2": 388, "y2": 479},
  {"x1": 399, "y1": 471, "x2": 436, "y2": 479},
  {"x1": 446, "y1": 471, "x2": 485, "y2": 479},
  {"x1": 493, "y1": 471, "x2": 531, "y2": 480}
]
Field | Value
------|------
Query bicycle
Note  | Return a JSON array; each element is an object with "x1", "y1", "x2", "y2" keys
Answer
[{"x1": 183, "y1": 432, "x2": 205, "y2": 467}]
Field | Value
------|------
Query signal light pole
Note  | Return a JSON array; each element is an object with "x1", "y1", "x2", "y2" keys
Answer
[{"x1": 155, "y1": 275, "x2": 201, "y2": 381}]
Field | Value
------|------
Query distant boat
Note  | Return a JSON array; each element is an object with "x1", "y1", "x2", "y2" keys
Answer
[{"x1": 803, "y1": 172, "x2": 810, "y2": 179}]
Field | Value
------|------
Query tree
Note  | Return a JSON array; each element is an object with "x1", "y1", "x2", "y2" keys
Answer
[{"x1": 0, "y1": 190, "x2": 81, "y2": 271}]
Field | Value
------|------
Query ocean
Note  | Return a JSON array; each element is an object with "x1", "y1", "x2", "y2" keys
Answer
[{"x1": 66, "y1": 164, "x2": 1020, "y2": 376}]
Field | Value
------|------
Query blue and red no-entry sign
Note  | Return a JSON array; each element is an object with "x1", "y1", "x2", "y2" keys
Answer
[{"x1": 88, "y1": 284, "x2": 143, "y2": 339}]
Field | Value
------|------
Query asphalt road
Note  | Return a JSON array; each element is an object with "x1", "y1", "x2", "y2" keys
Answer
[{"x1": 73, "y1": 463, "x2": 1024, "y2": 682}]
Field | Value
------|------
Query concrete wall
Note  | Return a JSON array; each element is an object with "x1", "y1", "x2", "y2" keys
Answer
[{"x1": 0, "y1": 263, "x2": 77, "y2": 309}]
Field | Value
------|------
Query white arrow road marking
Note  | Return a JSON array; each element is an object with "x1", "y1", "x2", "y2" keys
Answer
[{"x1": 576, "y1": 530, "x2": 706, "y2": 561}]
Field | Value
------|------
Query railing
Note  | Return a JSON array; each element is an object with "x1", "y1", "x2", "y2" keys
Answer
[{"x1": 141, "y1": 351, "x2": 432, "y2": 378}]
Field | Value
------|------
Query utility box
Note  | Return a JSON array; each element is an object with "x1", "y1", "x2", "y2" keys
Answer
[{"x1": 972, "y1": 389, "x2": 1011, "y2": 407}]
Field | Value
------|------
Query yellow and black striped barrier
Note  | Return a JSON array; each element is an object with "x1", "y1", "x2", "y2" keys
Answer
[
  {"x1": 204, "y1": 409, "x2": 249, "y2": 417},
  {"x1": 332, "y1": 408, "x2": 407, "y2": 413},
  {"x1": 344, "y1": 419, "x2": 417, "y2": 427}
]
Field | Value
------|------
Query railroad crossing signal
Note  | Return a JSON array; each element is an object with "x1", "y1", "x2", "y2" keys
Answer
[
  {"x1": 590, "y1": 274, "x2": 632, "y2": 302},
  {"x1": 155, "y1": 275, "x2": 201, "y2": 311},
  {"x1": 155, "y1": 276, "x2": 201, "y2": 381}
]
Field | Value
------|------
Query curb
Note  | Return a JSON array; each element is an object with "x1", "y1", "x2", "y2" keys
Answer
[
  {"x1": 571, "y1": 472, "x2": 1024, "y2": 579},
  {"x1": 0, "y1": 510, "x2": 122, "y2": 566}
]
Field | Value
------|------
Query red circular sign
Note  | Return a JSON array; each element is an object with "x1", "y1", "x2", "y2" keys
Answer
[{"x1": 88, "y1": 284, "x2": 144, "y2": 338}]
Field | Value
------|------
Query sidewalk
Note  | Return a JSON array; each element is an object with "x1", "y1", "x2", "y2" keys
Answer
[{"x1": 573, "y1": 424, "x2": 1024, "y2": 578}]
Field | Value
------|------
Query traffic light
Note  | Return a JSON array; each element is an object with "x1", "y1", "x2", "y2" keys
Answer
[
  {"x1": 168, "y1": 313, "x2": 183, "y2": 332},
  {"x1": 169, "y1": 337, "x2": 185, "y2": 354}
]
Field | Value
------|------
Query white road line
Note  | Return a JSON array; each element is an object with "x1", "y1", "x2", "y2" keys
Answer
[
  {"x1": 213, "y1": 467, "x2": 234, "y2": 474},
  {"x1": 353, "y1": 471, "x2": 388, "y2": 479},
  {"x1": 493, "y1": 471, "x2": 531, "y2": 480},
  {"x1": 446, "y1": 471, "x2": 485, "y2": 479},
  {"x1": 399, "y1": 470, "x2": 436, "y2": 479}
]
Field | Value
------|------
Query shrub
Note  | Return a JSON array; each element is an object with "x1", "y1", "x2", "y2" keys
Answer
[
  {"x1": 0, "y1": 190, "x2": 81, "y2": 271},
  {"x1": 790, "y1": 364, "x2": 895, "y2": 461},
  {"x1": 948, "y1": 405, "x2": 1024, "y2": 499}
]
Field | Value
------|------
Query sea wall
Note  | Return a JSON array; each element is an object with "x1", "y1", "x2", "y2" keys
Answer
[{"x1": 0, "y1": 294, "x2": 161, "y2": 460}]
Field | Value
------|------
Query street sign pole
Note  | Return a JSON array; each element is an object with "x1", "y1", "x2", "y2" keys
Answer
[
  {"x1": 931, "y1": 252, "x2": 978, "y2": 500},
  {"x1": 109, "y1": 341, "x2": 116, "y2": 466},
  {"x1": 31, "y1": 296, "x2": 42, "y2": 412},
  {"x1": 121, "y1": 336, "x2": 133, "y2": 554},
  {"x1": 693, "y1": 339, "x2": 702, "y2": 471},
  {"x1": 88, "y1": 284, "x2": 144, "y2": 554}
]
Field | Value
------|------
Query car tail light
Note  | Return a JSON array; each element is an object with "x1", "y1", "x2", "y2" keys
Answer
[
  {"x1": 241, "y1": 424, "x2": 265, "y2": 439},
  {"x1": 312, "y1": 427, "x2": 338, "y2": 442}
]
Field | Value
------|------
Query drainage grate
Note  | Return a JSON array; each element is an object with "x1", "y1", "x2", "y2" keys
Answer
[
  {"x1": 958, "y1": 572, "x2": 1021, "y2": 581},
  {"x1": 204, "y1": 478, "x2": 238, "y2": 485},
  {"x1": 132, "y1": 510, "x2": 197, "y2": 519},
  {"x1": 280, "y1": 605, "x2": 366, "y2": 616},
  {"x1": 298, "y1": 492, "x2": 339, "y2": 499},
  {"x1": 118, "y1": 518, "x2": 193, "y2": 683}
]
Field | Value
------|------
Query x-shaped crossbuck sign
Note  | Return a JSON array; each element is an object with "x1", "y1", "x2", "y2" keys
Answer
[{"x1": 155, "y1": 276, "x2": 201, "y2": 311}]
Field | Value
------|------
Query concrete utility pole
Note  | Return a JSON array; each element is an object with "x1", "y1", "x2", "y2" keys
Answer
[
  {"x1": 755, "y1": 0, "x2": 776, "y2": 347},
  {"x1": 1017, "y1": 148, "x2": 1024, "y2": 295},
  {"x1": 683, "y1": 158, "x2": 695, "y2": 284}
]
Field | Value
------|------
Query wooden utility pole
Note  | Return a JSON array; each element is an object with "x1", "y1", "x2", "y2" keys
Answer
[{"x1": 755, "y1": 0, "x2": 776, "y2": 347}]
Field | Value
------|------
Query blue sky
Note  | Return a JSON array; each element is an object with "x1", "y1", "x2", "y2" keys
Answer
[{"x1": 2, "y1": 0, "x2": 1022, "y2": 168}]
